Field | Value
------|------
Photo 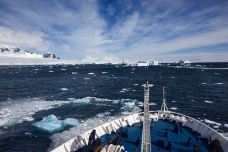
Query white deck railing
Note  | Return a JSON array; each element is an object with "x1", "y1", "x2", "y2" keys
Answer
[{"x1": 51, "y1": 111, "x2": 228, "y2": 152}]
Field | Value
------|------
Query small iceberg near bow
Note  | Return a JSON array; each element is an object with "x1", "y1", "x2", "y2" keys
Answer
[{"x1": 33, "y1": 114, "x2": 79, "y2": 134}]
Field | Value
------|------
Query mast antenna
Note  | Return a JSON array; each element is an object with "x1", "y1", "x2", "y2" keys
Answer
[
  {"x1": 141, "y1": 81, "x2": 151, "y2": 152},
  {"x1": 161, "y1": 86, "x2": 168, "y2": 112}
]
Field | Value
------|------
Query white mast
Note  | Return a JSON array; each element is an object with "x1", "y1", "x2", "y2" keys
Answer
[
  {"x1": 141, "y1": 81, "x2": 151, "y2": 152},
  {"x1": 161, "y1": 87, "x2": 168, "y2": 112}
]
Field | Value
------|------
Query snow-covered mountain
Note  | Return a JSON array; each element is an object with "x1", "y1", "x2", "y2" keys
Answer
[{"x1": 0, "y1": 45, "x2": 59, "y2": 59}]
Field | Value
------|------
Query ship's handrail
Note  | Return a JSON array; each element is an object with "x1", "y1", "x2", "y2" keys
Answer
[
  {"x1": 51, "y1": 111, "x2": 228, "y2": 152},
  {"x1": 50, "y1": 113, "x2": 142, "y2": 152},
  {"x1": 155, "y1": 110, "x2": 228, "y2": 151}
]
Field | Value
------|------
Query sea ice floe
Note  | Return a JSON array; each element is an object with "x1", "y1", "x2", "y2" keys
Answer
[
  {"x1": 120, "y1": 88, "x2": 131, "y2": 93},
  {"x1": 204, "y1": 100, "x2": 214, "y2": 104},
  {"x1": 112, "y1": 100, "x2": 120, "y2": 104},
  {"x1": 213, "y1": 126, "x2": 219, "y2": 129},
  {"x1": 96, "y1": 112, "x2": 111, "y2": 118},
  {"x1": 215, "y1": 83, "x2": 224, "y2": 85},
  {"x1": 62, "y1": 118, "x2": 80, "y2": 127},
  {"x1": 88, "y1": 72, "x2": 95, "y2": 75},
  {"x1": 71, "y1": 72, "x2": 77, "y2": 75},
  {"x1": 33, "y1": 114, "x2": 79, "y2": 134},
  {"x1": 149, "y1": 103, "x2": 157, "y2": 106},
  {"x1": 61, "y1": 88, "x2": 68, "y2": 91},
  {"x1": 49, "y1": 71, "x2": 54, "y2": 73},
  {"x1": 0, "y1": 98, "x2": 71, "y2": 127},
  {"x1": 102, "y1": 72, "x2": 108, "y2": 74},
  {"x1": 170, "y1": 107, "x2": 178, "y2": 110},
  {"x1": 204, "y1": 119, "x2": 221, "y2": 126},
  {"x1": 224, "y1": 124, "x2": 228, "y2": 128},
  {"x1": 84, "y1": 77, "x2": 90, "y2": 80}
]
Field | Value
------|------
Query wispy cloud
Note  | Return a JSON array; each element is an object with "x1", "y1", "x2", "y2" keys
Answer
[
  {"x1": 0, "y1": 27, "x2": 50, "y2": 50},
  {"x1": 0, "y1": 0, "x2": 228, "y2": 62}
]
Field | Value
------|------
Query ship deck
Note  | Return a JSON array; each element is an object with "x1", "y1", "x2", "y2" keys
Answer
[{"x1": 75, "y1": 119, "x2": 209, "y2": 152}]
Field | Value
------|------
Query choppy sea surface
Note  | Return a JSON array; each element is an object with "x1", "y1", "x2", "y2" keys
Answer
[{"x1": 0, "y1": 63, "x2": 228, "y2": 152}]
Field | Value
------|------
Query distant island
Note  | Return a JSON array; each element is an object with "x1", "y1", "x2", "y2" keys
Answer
[
  {"x1": 0, "y1": 45, "x2": 78, "y2": 65},
  {"x1": 0, "y1": 45, "x2": 59, "y2": 59}
]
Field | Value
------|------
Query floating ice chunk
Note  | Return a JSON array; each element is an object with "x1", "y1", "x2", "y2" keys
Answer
[
  {"x1": 172, "y1": 101, "x2": 176, "y2": 103},
  {"x1": 201, "y1": 83, "x2": 207, "y2": 85},
  {"x1": 34, "y1": 69, "x2": 39, "y2": 71},
  {"x1": 149, "y1": 103, "x2": 157, "y2": 106},
  {"x1": 61, "y1": 68, "x2": 66, "y2": 71},
  {"x1": 138, "y1": 102, "x2": 143, "y2": 107},
  {"x1": 213, "y1": 126, "x2": 219, "y2": 129},
  {"x1": 96, "y1": 112, "x2": 111, "y2": 118},
  {"x1": 84, "y1": 77, "x2": 90, "y2": 80},
  {"x1": 224, "y1": 124, "x2": 228, "y2": 128},
  {"x1": 204, "y1": 100, "x2": 214, "y2": 104},
  {"x1": 170, "y1": 107, "x2": 178, "y2": 110},
  {"x1": 71, "y1": 72, "x2": 77, "y2": 75},
  {"x1": 33, "y1": 115, "x2": 80, "y2": 134},
  {"x1": 24, "y1": 117, "x2": 34, "y2": 121},
  {"x1": 204, "y1": 119, "x2": 221, "y2": 126},
  {"x1": 33, "y1": 115, "x2": 64, "y2": 134},
  {"x1": 133, "y1": 84, "x2": 139, "y2": 86},
  {"x1": 61, "y1": 88, "x2": 68, "y2": 91},
  {"x1": 121, "y1": 111, "x2": 130, "y2": 115},
  {"x1": 71, "y1": 98, "x2": 91, "y2": 104},
  {"x1": 112, "y1": 100, "x2": 119, "y2": 104},
  {"x1": 102, "y1": 72, "x2": 108, "y2": 74},
  {"x1": 88, "y1": 72, "x2": 94, "y2": 75},
  {"x1": 215, "y1": 83, "x2": 224, "y2": 85},
  {"x1": 120, "y1": 88, "x2": 130, "y2": 93},
  {"x1": 49, "y1": 71, "x2": 54, "y2": 73},
  {"x1": 125, "y1": 102, "x2": 135, "y2": 107},
  {"x1": 63, "y1": 118, "x2": 80, "y2": 127}
]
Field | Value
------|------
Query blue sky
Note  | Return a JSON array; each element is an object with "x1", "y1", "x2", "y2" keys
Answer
[{"x1": 0, "y1": 0, "x2": 228, "y2": 62}]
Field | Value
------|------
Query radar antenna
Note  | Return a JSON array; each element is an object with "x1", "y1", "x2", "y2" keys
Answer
[
  {"x1": 141, "y1": 81, "x2": 151, "y2": 152},
  {"x1": 161, "y1": 86, "x2": 168, "y2": 112}
]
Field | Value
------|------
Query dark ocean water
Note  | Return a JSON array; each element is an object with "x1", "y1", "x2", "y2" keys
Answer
[{"x1": 0, "y1": 63, "x2": 228, "y2": 152}]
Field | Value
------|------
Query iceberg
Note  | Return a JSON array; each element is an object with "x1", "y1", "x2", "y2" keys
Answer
[
  {"x1": 63, "y1": 118, "x2": 80, "y2": 127},
  {"x1": 33, "y1": 114, "x2": 80, "y2": 134},
  {"x1": 33, "y1": 115, "x2": 64, "y2": 134}
]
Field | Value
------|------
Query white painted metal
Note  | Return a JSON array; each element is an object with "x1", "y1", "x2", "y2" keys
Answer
[
  {"x1": 141, "y1": 81, "x2": 151, "y2": 152},
  {"x1": 51, "y1": 111, "x2": 228, "y2": 152},
  {"x1": 161, "y1": 87, "x2": 168, "y2": 112}
]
